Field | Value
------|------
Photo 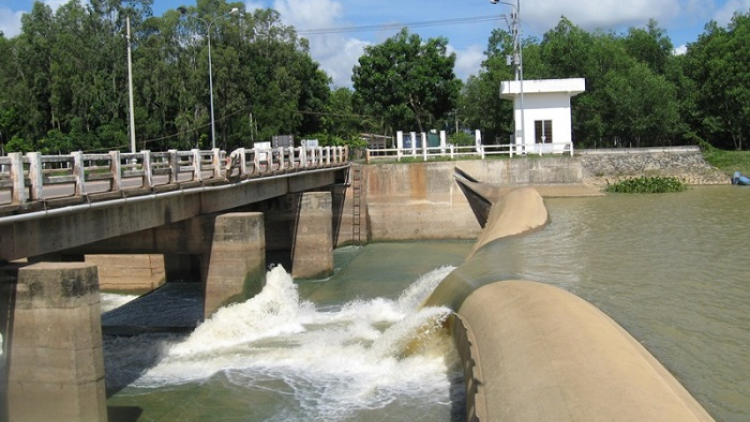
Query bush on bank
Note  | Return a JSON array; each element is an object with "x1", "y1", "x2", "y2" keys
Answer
[{"x1": 605, "y1": 176, "x2": 688, "y2": 193}]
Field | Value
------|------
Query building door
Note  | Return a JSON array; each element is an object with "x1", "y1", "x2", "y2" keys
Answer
[{"x1": 534, "y1": 120, "x2": 553, "y2": 153}]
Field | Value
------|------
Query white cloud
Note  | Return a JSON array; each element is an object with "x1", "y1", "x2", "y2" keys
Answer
[
  {"x1": 273, "y1": 0, "x2": 342, "y2": 29},
  {"x1": 452, "y1": 44, "x2": 485, "y2": 82},
  {"x1": 244, "y1": 1, "x2": 266, "y2": 12},
  {"x1": 674, "y1": 44, "x2": 688, "y2": 55},
  {"x1": 0, "y1": 7, "x2": 23, "y2": 37},
  {"x1": 43, "y1": 0, "x2": 69, "y2": 12},
  {"x1": 524, "y1": 0, "x2": 682, "y2": 32},
  {"x1": 271, "y1": 0, "x2": 369, "y2": 87},
  {"x1": 713, "y1": 0, "x2": 750, "y2": 25}
]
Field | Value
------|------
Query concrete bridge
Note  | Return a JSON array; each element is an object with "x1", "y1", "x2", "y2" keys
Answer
[{"x1": 0, "y1": 146, "x2": 348, "y2": 421}]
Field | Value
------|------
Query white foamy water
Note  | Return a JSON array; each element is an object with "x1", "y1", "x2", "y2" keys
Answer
[{"x1": 105, "y1": 265, "x2": 460, "y2": 421}]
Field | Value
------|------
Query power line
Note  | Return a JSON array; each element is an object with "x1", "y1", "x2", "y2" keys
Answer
[{"x1": 296, "y1": 15, "x2": 500, "y2": 36}]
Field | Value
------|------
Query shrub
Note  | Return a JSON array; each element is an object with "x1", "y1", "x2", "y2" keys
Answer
[{"x1": 605, "y1": 176, "x2": 688, "y2": 193}]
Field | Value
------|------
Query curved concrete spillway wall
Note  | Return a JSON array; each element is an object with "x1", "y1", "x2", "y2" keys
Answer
[{"x1": 425, "y1": 170, "x2": 715, "y2": 422}]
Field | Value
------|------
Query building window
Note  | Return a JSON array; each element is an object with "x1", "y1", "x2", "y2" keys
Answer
[{"x1": 534, "y1": 120, "x2": 552, "y2": 144}]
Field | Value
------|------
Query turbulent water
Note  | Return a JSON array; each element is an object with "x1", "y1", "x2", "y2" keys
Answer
[{"x1": 105, "y1": 265, "x2": 465, "y2": 422}]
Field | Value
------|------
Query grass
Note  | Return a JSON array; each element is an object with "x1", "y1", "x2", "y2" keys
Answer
[{"x1": 701, "y1": 147, "x2": 750, "y2": 176}]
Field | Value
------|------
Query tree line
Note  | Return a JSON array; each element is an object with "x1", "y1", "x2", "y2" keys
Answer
[
  {"x1": 462, "y1": 14, "x2": 750, "y2": 150},
  {"x1": 1, "y1": 0, "x2": 749, "y2": 154}
]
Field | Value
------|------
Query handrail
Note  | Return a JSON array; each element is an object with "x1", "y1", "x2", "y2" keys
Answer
[
  {"x1": 365, "y1": 142, "x2": 573, "y2": 163},
  {"x1": 0, "y1": 146, "x2": 349, "y2": 209}
]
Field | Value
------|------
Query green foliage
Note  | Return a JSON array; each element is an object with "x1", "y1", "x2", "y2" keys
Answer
[
  {"x1": 0, "y1": 0, "x2": 333, "y2": 154},
  {"x1": 605, "y1": 176, "x2": 688, "y2": 193},
  {"x1": 352, "y1": 28, "x2": 461, "y2": 134},
  {"x1": 5, "y1": 136, "x2": 34, "y2": 153},
  {"x1": 702, "y1": 148, "x2": 750, "y2": 176},
  {"x1": 449, "y1": 132, "x2": 475, "y2": 146},
  {"x1": 682, "y1": 12, "x2": 750, "y2": 151},
  {"x1": 459, "y1": 13, "x2": 750, "y2": 150}
]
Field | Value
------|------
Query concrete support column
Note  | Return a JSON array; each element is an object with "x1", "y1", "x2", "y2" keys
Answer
[
  {"x1": 0, "y1": 262, "x2": 107, "y2": 422},
  {"x1": 203, "y1": 213, "x2": 266, "y2": 318},
  {"x1": 291, "y1": 192, "x2": 333, "y2": 279}
]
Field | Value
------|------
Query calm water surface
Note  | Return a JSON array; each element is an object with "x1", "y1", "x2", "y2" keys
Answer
[
  {"x1": 102, "y1": 185, "x2": 749, "y2": 422},
  {"x1": 489, "y1": 185, "x2": 750, "y2": 422}
]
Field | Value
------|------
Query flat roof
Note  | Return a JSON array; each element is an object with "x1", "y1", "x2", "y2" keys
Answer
[{"x1": 500, "y1": 78, "x2": 586, "y2": 98}]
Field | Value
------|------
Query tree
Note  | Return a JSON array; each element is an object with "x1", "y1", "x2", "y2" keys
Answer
[
  {"x1": 352, "y1": 28, "x2": 461, "y2": 134},
  {"x1": 623, "y1": 19, "x2": 673, "y2": 75},
  {"x1": 684, "y1": 12, "x2": 750, "y2": 150}
]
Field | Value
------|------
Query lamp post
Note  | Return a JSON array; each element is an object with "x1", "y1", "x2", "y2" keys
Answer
[
  {"x1": 491, "y1": 0, "x2": 525, "y2": 152},
  {"x1": 181, "y1": 7, "x2": 239, "y2": 150}
]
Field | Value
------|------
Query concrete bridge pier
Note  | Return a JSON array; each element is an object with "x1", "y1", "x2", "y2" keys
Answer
[
  {"x1": 202, "y1": 213, "x2": 266, "y2": 317},
  {"x1": 291, "y1": 192, "x2": 334, "y2": 279},
  {"x1": 0, "y1": 262, "x2": 107, "y2": 422}
]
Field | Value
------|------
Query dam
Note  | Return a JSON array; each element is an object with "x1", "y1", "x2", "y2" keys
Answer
[
  {"x1": 2, "y1": 150, "x2": 745, "y2": 421},
  {"x1": 97, "y1": 178, "x2": 750, "y2": 421}
]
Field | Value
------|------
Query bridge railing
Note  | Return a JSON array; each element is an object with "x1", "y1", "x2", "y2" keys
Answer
[{"x1": 0, "y1": 146, "x2": 348, "y2": 207}]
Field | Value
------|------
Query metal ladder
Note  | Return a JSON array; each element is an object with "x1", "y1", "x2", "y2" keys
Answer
[{"x1": 351, "y1": 165, "x2": 362, "y2": 245}]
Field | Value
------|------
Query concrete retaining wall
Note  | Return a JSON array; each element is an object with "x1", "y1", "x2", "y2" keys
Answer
[{"x1": 332, "y1": 148, "x2": 728, "y2": 245}]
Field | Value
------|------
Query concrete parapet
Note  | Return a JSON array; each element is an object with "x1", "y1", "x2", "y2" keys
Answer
[
  {"x1": 291, "y1": 192, "x2": 333, "y2": 279},
  {"x1": 0, "y1": 262, "x2": 107, "y2": 422},
  {"x1": 203, "y1": 213, "x2": 266, "y2": 317}
]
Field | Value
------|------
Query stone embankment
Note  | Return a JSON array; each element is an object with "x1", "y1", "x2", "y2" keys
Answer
[{"x1": 578, "y1": 146, "x2": 728, "y2": 186}]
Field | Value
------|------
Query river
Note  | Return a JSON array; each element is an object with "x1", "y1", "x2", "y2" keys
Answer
[{"x1": 99, "y1": 185, "x2": 748, "y2": 422}]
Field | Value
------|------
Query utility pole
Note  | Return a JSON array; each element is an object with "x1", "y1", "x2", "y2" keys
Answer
[
  {"x1": 492, "y1": 0, "x2": 525, "y2": 151},
  {"x1": 126, "y1": 16, "x2": 136, "y2": 154}
]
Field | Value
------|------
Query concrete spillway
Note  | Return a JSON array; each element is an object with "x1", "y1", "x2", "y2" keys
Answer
[{"x1": 425, "y1": 169, "x2": 716, "y2": 422}]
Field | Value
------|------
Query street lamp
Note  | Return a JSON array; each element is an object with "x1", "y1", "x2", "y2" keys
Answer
[
  {"x1": 180, "y1": 7, "x2": 239, "y2": 150},
  {"x1": 491, "y1": 0, "x2": 525, "y2": 152}
]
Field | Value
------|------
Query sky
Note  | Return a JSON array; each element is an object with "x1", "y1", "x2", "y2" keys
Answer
[{"x1": 2, "y1": 0, "x2": 750, "y2": 87}]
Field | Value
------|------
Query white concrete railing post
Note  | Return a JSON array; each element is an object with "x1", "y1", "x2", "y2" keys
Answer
[
  {"x1": 440, "y1": 130, "x2": 447, "y2": 155},
  {"x1": 449, "y1": 144, "x2": 455, "y2": 160},
  {"x1": 167, "y1": 150, "x2": 179, "y2": 183},
  {"x1": 9, "y1": 153, "x2": 27, "y2": 205},
  {"x1": 141, "y1": 150, "x2": 153, "y2": 188},
  {"x1": 191, "y1": 149, "x2": 202, "y2": 181},
  {"x1": 253, "y1": 147, "x2": 261, "y2": 174},
  {"x1": 325, "y1": 146, "x2": 331, "y2": 166},
  {"x1": 211, "y1": 148, "x2": 222, "y2": 179},
  {"x1": 72, "y1": 151, "x2": 87, "y2": 197},
  {"x1": 422, "y1": 133, "x2": 428, "y2": 161},
  {"x1": 109, "y1": 151, "x2": 122, "y2": 192},
  {"x1": 27, "y1": 152, "x2": 43, "y2": 201},
  {"x1": 278, "y1": 147, "x2": 286, "y2": 171},
  {"x1": 238, "y1": 148, "x2": 248, "y2": 175},
  {"x1": 300, "y1": 147, "x2": 307, "y2": 168},
  {"x1": 410, "y1": 131, "x2": 417, "y2": 157},
  {"x1": 396, "y1": 131, "x2": 404, "y2": 162}
]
